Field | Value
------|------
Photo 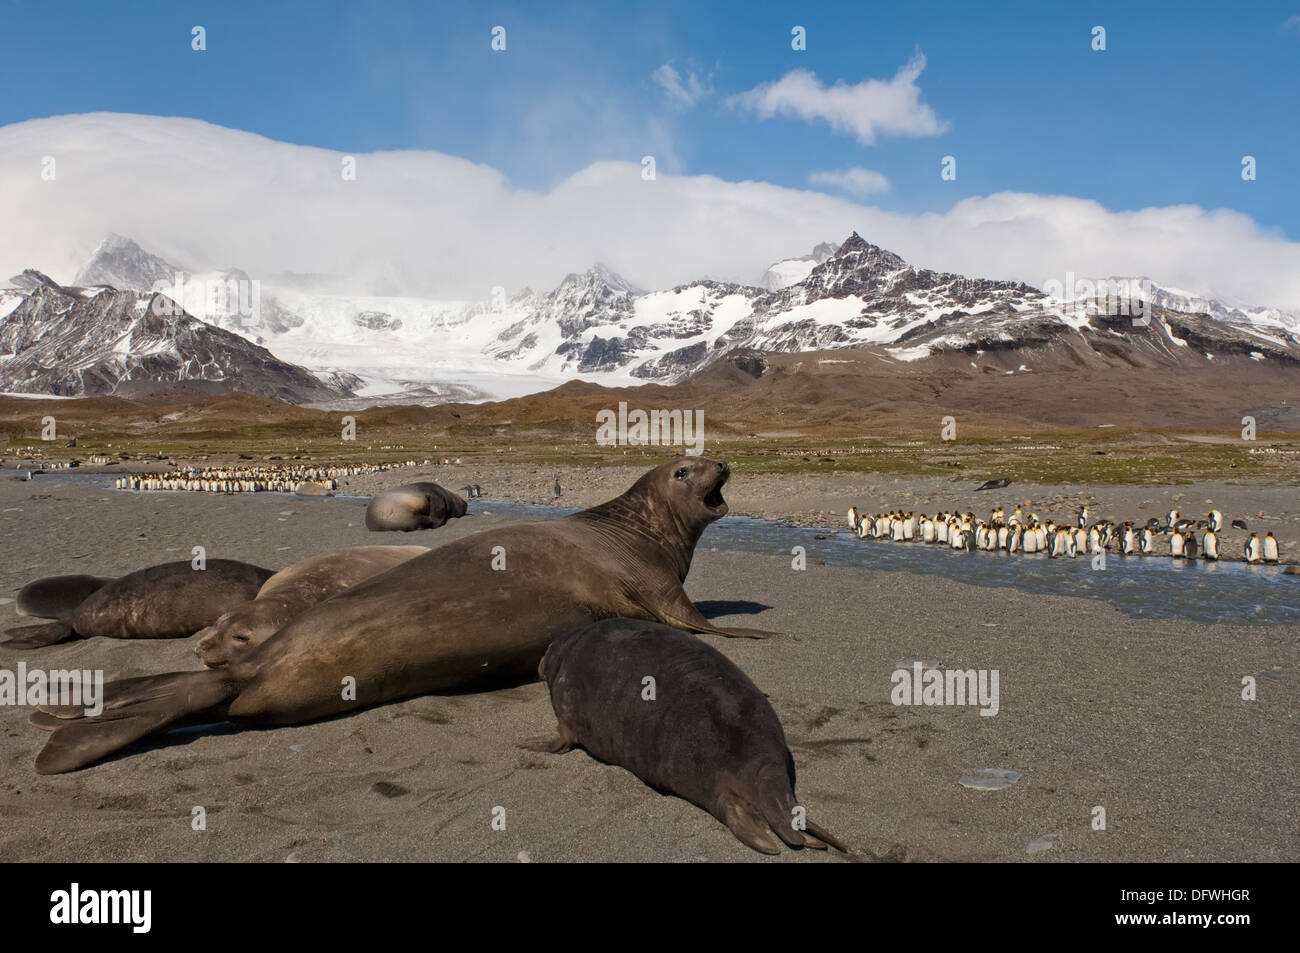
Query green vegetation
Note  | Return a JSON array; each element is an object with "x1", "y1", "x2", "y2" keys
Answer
[{"x1": 7, "y1": 425, "x2": 1294, "y2": 486}]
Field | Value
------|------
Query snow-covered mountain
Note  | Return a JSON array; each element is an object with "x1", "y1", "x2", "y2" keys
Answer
[
  {"x1": 756, "y1": 241, "x2": 839, "y2": 290},
  {"x1": 0, "y1": 270, "x2": 344, "y2": 402},
  {"x1": 5, "y1": 233, "x2": 1297, "y2": 406}
]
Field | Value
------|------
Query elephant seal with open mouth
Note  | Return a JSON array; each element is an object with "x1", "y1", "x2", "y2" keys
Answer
[{"x1": 32, "y1": 457, "x2": 774, "y2": 774}]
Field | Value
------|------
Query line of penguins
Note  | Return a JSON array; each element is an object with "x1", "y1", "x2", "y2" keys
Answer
[
  {"x1": 113, "y1": 459, "x2": 426, "y2": 494},
  {"x1": 847, "y1": 505, "x2": 1282, "y2": 564}
]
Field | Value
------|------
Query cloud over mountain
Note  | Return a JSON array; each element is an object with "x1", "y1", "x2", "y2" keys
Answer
[{"x1": 2, "y1": 113, "x2": 1299, "y2": 312}]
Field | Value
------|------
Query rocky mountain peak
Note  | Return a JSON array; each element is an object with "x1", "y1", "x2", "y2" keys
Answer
[
  {"x1": 73, "y1": 234, "x2": 180, "y2": 290},
  {"x1": 7, "y1": 269, "x2": 64, "y2": 293}
]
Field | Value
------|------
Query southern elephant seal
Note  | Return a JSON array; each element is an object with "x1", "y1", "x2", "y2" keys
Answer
[
  {"x1": 364, "y1": 482, "x2": 466, "y2": 532},
  {"x1": 14, "y1": 574, "x2": 116, "y2": 620},
  {"x1": 195, "y1": 545, "x2": 429, "y2": 667},
  {"x1": 536, "y1": 617, "x2": 845, "y2": 856},
  {"x1": 3, "y1": 559, "x2": 275, "y2": 650},
  {"x1": 33, "y1": 457, "x2": 774, "y2": 774}
]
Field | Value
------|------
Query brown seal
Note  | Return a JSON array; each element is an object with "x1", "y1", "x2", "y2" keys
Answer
[
  {"x1": 364, "y1": 482, "x2": 467, "y2": 531},
  {"x1": 3, "y1": 560, "x2": 274, "y2": 649},
  {"x1": 33, "y1": 457, "x2": 774, "y2": 774},
  {"x1": 537, "y1": 617, "x2": 845, "y2": 855},
  {"x1": 195, "y1": 545, "x2": 428, "y2": 667}
]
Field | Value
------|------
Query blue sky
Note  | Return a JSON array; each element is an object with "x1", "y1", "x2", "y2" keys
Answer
[{"x1": 4, "y1": 0, "x2": 1299, "y2": 237}]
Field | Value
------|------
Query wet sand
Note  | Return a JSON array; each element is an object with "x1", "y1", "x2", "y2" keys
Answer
[{"x1": 0, "y1": 473, "x2": 1295, "y2": 862}]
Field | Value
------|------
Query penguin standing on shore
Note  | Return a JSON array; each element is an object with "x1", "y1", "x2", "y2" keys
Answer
[
  {"x1": 1208, "y1": 510, "x2": 1223, "y2": 532},
  {"x1": 1170, "y1": 532, "x2": 1185, "y2": 558},
  {"x1": 1077, "y1": 506, "x2": 1088, "y2": 529},
  {"x1": 1183, "y1": 531, "x2": 1199, "y2": 559},
  {"x1": 1263, "y1": 532, "x2": 1279, "y2": 563},
  {"x1": 1203, "y1": 530, "x2": 1219, "y2": 561},
  {"x1": 1245, "y1": 534, "x2": 1262, "y2": 564},
  {"x1": 847, "y1": 506, "x2": 859, "y2": 533}
]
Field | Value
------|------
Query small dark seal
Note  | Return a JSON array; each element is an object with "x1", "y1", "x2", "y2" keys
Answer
[
  {"x1": 364, "y1": 482, "x2": 467, "y2": 531},
  {"x1": 537, "y1": 617, "x2": 846, "y2": 856}
]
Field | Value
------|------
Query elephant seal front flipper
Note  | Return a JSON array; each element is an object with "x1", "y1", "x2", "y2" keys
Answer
[{"x1": 649, "y1": 589, "x2": 779, "y2": 640}]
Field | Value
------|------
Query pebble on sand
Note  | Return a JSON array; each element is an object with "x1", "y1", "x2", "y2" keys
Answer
[
  {"x1": 1026, "y1": 833, "x2": 1060, "y2": 854},
  {"x1": 958, "y1": 768, "x2": 1021, "y2": 791}
]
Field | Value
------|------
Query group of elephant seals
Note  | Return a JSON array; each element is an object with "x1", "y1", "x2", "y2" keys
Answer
[
  {"x1": 3, "y1": 560, "x2": 274, "y2": 650},
  {"x1": 195, "y1": 545, "x2": 429, "y2": 667},
  {"x1": 538, "y1": 617, "x2": 845, "y2": 855},
  {"x1": 364, "y1": 482, "x2": 466, "y2": 532},
  {"x1": 33, "y1": 457, "x2": 774, "y2": 774}
]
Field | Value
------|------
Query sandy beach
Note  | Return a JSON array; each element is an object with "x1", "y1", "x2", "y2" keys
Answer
[{"x1": 0, "y1": 470, "x2": 1295, "y2": 863}]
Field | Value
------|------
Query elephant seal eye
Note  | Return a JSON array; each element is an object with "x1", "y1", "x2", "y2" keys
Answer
[{"x1": 674, "y1": 468, "x2": 688, "y2": 479}]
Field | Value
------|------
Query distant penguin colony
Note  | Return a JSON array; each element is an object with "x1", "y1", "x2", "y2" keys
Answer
[
  {"x1": 846, "y1": 503, "x2": 1281, "y2": 564},
  {"x1": 114, "y1": 460, "x2": 427, "y2": 494}
]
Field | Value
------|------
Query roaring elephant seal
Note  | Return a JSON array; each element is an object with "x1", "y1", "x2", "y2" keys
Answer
[
  {"x1": 537, "y1": 617, "x2": 845, "y2": 856},
  {"x1": 3, "y1": 560, "x2": 275, "y2": 650},
  {"x1": 364, "y1": 482, "x2": 466, "y2": 532},
  {"x1": 195, "y1": 545, "x2": 429, "y2": 667},
  {"x1": 14, "y1": 574, "x2": 116, "y2": 620},
  {"x1": 33, "y1": 457, "x2": 774, "y2": 774}
]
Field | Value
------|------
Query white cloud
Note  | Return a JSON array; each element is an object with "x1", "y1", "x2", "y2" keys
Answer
[
  {"x1": 2, "y1": 113, "x2": 1299, "y2": 313},
  {"x1": 652, "y1": 63, "x2": 712, "y2": 108},
  {"x1": 727, "y1": 52, "x2": 948, "y2": 145},
  {"x1": 1282, "y1": 14, "x2": 1300, "y2": 34},
  {"x1": 809, "y1": 167, "x2": 892, "y2": 196}
]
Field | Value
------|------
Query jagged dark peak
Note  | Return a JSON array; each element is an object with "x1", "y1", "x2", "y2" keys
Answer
[
  {"x1": 7, "y1": 269, "x2": 66, "y2": 293},
  {"x1": 829, "y1": 232, "x2": 907, "y2": 271}
]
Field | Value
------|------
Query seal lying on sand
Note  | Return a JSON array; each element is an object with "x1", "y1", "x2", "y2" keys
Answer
[
  {"x1": 195, "y1": 545, "x2": 429, "y2": 667},
  {"x1": 15, "y1": 574, "x2": 115, "y2": 620},
  {"x1": 364, "y1": 482, "x2": 467, "y2": 532},
  {"x1": 536, "y1": 617, "x2": 845, "y2": 855},
  {"x1": 3, "y1": 560, "x2": 275, "y2": 650},
  {"x1": 32, "y1": 458, "x2": 774, "y2": 774}
]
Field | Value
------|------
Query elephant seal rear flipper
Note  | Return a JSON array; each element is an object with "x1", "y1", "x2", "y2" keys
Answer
[
  {"x1": 34, "y1": 671, "x2": 238, "y2": 775},
  {"x1": 2, "y1": 621, "x2": 76, "y2": 648}
]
